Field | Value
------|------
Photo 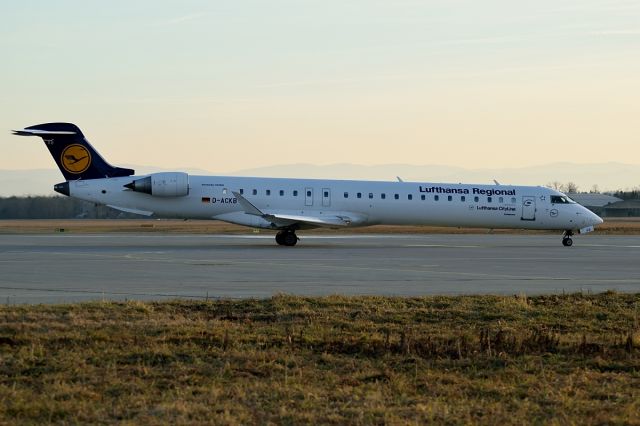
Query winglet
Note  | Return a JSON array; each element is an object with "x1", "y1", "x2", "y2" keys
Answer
[
  {"x1": 396, "y1": 176, "x2": 404, "y2": 182},
  {"x1": 232, "y1": 191, "x2": 264, "y2": 216}
]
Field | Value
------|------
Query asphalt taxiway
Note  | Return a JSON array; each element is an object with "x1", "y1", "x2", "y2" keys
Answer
[{"x1": 1, "y1": 233, "x2": 639, "y2": 303}]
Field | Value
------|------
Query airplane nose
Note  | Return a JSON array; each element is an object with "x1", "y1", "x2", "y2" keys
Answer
[
  {"x1": 588, "y1": 210, "x2": 603, "y2": 226},
  {"x1": 593, "y1": 213, "x2": 604, "y2": 226}
]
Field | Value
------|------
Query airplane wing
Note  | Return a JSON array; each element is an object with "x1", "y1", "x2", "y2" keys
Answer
[
  {"x1": 106, "y1": 204, "x2": 154, "y2": 216},
  {"x1": 263, "y1": 213, "x2": 353, "y2": 227},
  {"x1": 232, "y1": 191, "x2": 365, "y2": 228}
]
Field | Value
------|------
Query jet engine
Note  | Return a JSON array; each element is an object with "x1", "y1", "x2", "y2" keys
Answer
[{"x1": 124, "y1": 172, "x2": 189, "y2": 197}]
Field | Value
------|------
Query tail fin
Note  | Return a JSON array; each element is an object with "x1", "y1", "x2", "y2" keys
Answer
[{"x1": 12, "y1": 122, "x2": 134, "y2": 180}]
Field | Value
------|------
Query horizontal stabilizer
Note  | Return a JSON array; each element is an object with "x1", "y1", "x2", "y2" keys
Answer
[{"x1": 13, "y1": 129, "x2": 77, "y2": 136}]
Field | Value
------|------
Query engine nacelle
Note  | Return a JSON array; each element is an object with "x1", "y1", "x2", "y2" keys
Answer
[{"x1": 124, "y1": 172, "x2": 189, "y2": 197}]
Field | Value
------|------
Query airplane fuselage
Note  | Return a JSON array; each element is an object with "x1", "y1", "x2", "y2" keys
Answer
[{"x1": 65, "y1": 175, "x2": 602, "y2": 232}]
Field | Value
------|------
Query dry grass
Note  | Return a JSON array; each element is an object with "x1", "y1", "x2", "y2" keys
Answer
[
  {"x1": 0, "y1": 218, "x2": 639, "y2": 235},
  {"x1": 1, "y1": 293, "x2": 639, "y2": 424}
]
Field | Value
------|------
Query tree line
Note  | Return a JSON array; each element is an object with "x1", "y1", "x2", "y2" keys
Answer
[
  {"x1": 547, "y1": 182, "x2": 639, "y2": 200},
  {"x1": 0, "y1": 196, "x2": 139, "y2": 219}
]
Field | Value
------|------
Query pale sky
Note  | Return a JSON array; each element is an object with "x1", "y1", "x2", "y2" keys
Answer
[{"x1": 1, "y1": 0, "x2": 639, "y2": 173}]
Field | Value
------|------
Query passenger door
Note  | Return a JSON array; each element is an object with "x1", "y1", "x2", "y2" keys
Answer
[
  {"x1": 322, "y1": 188, "x2": 331, "y2": 207},
  {"x1": 521, "y1": 196, "x2": 536, "y2": 221}
]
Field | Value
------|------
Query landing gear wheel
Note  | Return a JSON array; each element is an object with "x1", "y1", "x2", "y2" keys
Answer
[
  {"x1": 283, "y1": 232, "x2": 298, "y2": 247},
  {"x1": 562, "y1": 230, "x2": 574, "y2": 247},
  {"x1": 275, "y1": 230, "x2": 298, "y2": 246}
]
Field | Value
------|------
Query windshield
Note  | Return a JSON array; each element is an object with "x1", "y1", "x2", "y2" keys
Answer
[{"x1": 551, "y1": 195, "x2": 576, "y2": 204}]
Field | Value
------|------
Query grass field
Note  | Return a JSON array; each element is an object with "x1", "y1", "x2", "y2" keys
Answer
[
  {"x1": 1, "y1": 293, "x2": 639, "y2": 424},
  {"x1": 1, "y1": 218, "x2": 640, "y2": 234}
]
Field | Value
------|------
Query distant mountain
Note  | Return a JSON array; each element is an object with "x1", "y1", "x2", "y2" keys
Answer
[
  {"x1": 227, "y1": 162, "x2": 639, "y2": 192},
  {"x1": 1, "y1": 162, "x2": 638, "y2": 196}
]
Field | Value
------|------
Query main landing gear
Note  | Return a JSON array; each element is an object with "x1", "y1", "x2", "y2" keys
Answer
[
  {"x1": 275, "y1": 230, "x2": 299, "y2": 247},
  {"x1": 562, "y1": 230, "x2": 574, "y2": 247}
]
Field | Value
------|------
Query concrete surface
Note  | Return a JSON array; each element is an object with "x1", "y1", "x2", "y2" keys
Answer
[{"x1": 1, "y1": 233, "x2": 639, "y2": 303}]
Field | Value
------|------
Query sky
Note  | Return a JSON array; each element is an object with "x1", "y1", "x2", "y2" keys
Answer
[{"x1": 1, "y1": 0, "x2": 639, "y2": 174}]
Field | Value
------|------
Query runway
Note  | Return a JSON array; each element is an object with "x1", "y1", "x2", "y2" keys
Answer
[{"x1": 1, "y1": 233, "x2": 639, "y2": 303}]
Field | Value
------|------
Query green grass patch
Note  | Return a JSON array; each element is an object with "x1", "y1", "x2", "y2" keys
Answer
[{"x1": 1, "y1": 293, "x2": 639, "y2": 424}]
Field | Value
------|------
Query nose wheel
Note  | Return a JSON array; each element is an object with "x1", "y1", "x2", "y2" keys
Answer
[
  {"x1": 562, "y1": 230, "x2": 573, "y2": 247},
  {"x1": 275, "y1": 230, "x2": 299, "y2": 246}
]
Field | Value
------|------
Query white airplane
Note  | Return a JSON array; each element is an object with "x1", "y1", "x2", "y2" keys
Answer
[{"x1": 13, "y1": 123, "x2": 603, "y2": 246}]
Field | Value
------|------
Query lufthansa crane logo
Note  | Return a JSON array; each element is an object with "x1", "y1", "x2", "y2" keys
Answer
[{"x1": 61, "y1": 144, "x2": 91, "y2": 174}]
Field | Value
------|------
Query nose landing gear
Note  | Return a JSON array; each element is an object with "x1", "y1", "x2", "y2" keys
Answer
[
  {"x1": 275, "y1": 230, "x2": 299, "y2": 246},
  {"x1": 562, "y1": 230, "x2": 573, "y2": 247}
]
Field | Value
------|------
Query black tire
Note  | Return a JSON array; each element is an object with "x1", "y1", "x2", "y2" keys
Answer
[
  {"x1": 283, "y1": 232, "x2": 298, "y2": 246},
  {"x1": 275, "y1": 232, "x2": 285, "y2": 245},
  {"x1": 562, "y1": 238, "x2": 573, "y2": 247}
]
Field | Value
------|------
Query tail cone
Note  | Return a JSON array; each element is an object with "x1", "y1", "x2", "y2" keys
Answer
[{"x1": 54, "y1": 181, "x2": 70, "y2": 196}]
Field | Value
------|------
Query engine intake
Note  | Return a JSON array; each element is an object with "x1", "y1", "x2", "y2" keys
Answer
[{"x1": 124, "y1": 172, "x2": 189, "y2": 197}]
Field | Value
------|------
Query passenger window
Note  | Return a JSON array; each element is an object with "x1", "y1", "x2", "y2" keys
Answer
[
  {"x1": 448, "y1": 195, "x2": 452, "y2": 201},
  {"x1": 252, "y1": 189, "x2": 257, "y2": 196},
  {"x1": 474, "y1": 196, "x2": 479, "y2": 202},
  {"x1": 239, "y1": 189, "x2": 244, "y2": 195},
  {"x1": 381, "y1": 193, "x2": 386, "y2": 199},
  {"x1": 487, "y1": 197, "x2": 492, "y2": 203},
  {"x1": 279, "y1": 190, "x2": 284, "y2": 196},
  {"x1": 344, "y1": 192, "x2": 348, "y2": 198},
  {"x1": 511, "y1": 197, "x2": 516, "y2": 203},
  {"x1": 266, "y1": 190, "x2": 271, "y2": 196},
  {"x1": 357, "y1": 192, "x2": 362, "y2": 199},
  {"x1": 369, "y1": 193, "x2": 373, "y2": 199},
  {"x1": 394, "y1": 194, "x2": 399, "y2": 200},
  {"x1": 461, "y1": 196, "x2": 465, "y2": 202},
  {"x1": 293, "y1": 190, "x2": 298, "y2": 196},
  {"x1": 408, "y1": 194, "x2": 413, "y2": 200},
  {"x1": 499, "y1": 197, "x2": 503, "y2": 203},
  {"x1": 435, "y1": 195, "x2": 439, "y2": 201},
  {"x1": 421, "y1": 195, "x2": 425, "y2": 201}
]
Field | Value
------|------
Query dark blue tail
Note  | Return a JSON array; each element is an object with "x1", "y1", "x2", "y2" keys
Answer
[{"x1": 12, "y1": 122, "x2": 134, "y2": 180}]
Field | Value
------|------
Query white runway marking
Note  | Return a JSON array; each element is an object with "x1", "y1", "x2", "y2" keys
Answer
[{"x1": 405, "y1": 244, "x2": 480, "y2": 248}]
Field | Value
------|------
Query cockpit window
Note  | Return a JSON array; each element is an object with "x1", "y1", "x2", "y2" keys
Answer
[{"x1": 551, "y1": 195, "x2": 575, "y2": 204}]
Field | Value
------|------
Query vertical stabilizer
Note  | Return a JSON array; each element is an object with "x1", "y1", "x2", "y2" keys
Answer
[{"x1": 12, "y1": 122, "x2": 134, "y2": 180}]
